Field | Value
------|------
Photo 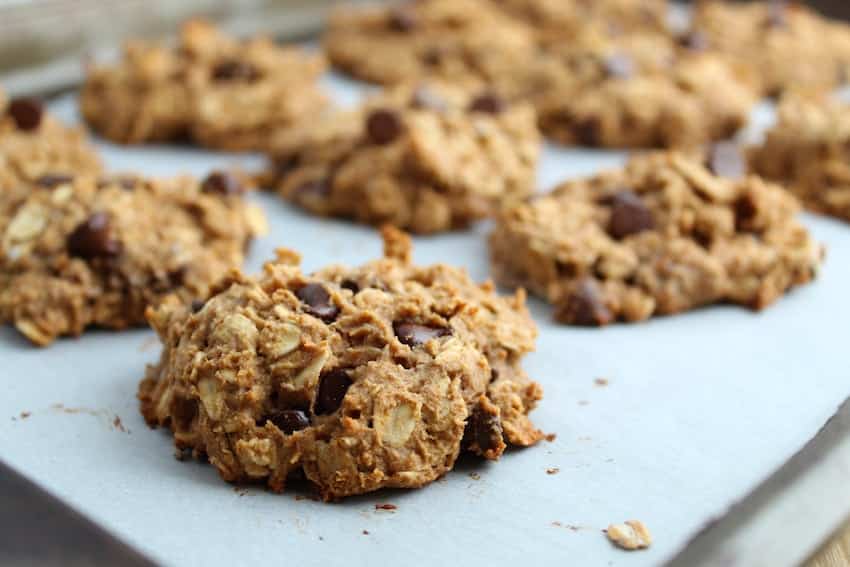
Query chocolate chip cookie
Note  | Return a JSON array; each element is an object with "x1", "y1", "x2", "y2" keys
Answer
[
  {"x1": 531, "y1": 30, "x2": 757, "y2": 148},
  {"x1": 750, "y1": 95, "x2": 850, "y2": 221},
  {"x1": 691, "y1": 0, "x2": 850, "y2": 96},
  {"x1": 0, "y1": 172, "x2": 266, "y2": 345},
  {"x1": 263, "y1": 82, "x2": 539, "y2": 234},
  {"x1": 323, "y1": 0, "x2": 538, "y2": 95},
  {"x1": 1, "y1": 93, "x2": 101, "y2": 189},
  {"x1": 80, "y1": 20, "x2": 327, "y2": 151},
  {"x1": 490, "y1": 151, "x2": 822, "y2": 325},
  {"x1": 139, "y1": 226, "x2": 544, "y2": 500}
]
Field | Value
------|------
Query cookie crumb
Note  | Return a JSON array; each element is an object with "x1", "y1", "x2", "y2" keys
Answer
[
  {"x1": 362, "y1": 530, "x2": 369, "y2": 535},
  {"x1": 606, "y1": 520, "x2": 652, "y2": 550},
  {"x1": 469, "y1": 472, "x2": 481, "y2": 480},
  {"x1": 112, "y1": 415, "x2": 127, "y2": 432},
  {"x1": 375, "y1": 503, "x2": 397, "y2": 511},
  {"x1": 546, "y1": 467, "x2": 559, "y2": 475},
  {"x1": 551, "y1": 521, "x2": 562, "y2": 527},
  {"x1": 544, "y1": 433, "x2": 557, "y2": 442},
  {"x1": 19, "y1": 411, "x2": 31, "y2": 419},
  {"x1": 594, "y1": 377, "x2": 609, "y2": 387}
]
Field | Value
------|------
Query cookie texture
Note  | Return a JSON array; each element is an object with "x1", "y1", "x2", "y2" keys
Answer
[
  {"x1": 0, "y1": 93, "x2": 101, "y2": 189},
  {"x1": 264, "y1": 83, "x2": 539, "y2": 233},
  {"x1": 0, "y1": 172, "x2": 266, "y2": 345},
  {"x1": 490, "y1": 151, "x2": 823, "y2": 325},
  {"x1": 531, "y1": 30, "x2": 757, "y2": 148},
  {"x1": 80, "y1": 20, "x2": 326, "y2": 150},
  {"x1": 323, "y1": 0, "x2": 537, "y2": 94},
  {"x1": 751, "y1": 95, "x2": 850, "y2": 221},
  {"x1": 691, "y1": 0, "x2": 850, "y2": 96},
  {"x1": 139, "y1": 227, "x2": 544, "y2": 500}
]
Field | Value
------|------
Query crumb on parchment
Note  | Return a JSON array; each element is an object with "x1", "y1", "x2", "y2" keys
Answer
[{"x1": 606, "y1": 520, "x2": 652, "y2": 550}]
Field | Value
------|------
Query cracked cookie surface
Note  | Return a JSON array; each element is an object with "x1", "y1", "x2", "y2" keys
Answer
[
  {"x1": 264, "y1": 82, "x2": 539, "y2": 233},
  {"x1": 691, "y1": 0, "x2": 850, "y2": 96},
  {"x1": 490, "y1": 151, "x2": 822, "y2": 325},
  {"x1": 0, "y1": 172, "x2": 266, "y2": 345},
  {"x1": 139, "y1": 227, "x2": 544, "y2": 500},
  {"x1": 750, "y1": 95, "x2": 850, "y2": 222},
  {"x1": 80, "y1": 20, "x2": 326, "y2": 150},
  {"x1": 0, "y1": 94, "x2": 101, "y2": 189}
]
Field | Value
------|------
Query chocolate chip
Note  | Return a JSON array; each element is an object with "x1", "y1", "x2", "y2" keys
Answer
[
  {"x1": 678, "y1": 31, "x2": 709, "y2": 51},
  {"x1": 575, "y1": 116, "x2": 601, "y2": 146},
  {"x1": 171, "y1": 398, "x2": 198, "y2": 430},
  {"x1": 734, "y1": 193, "x2": 759, "y2": 231},
  {"x1": 7, "y1": 98, "x2": 43, "y2": 131},
  {"x1": 168, "y1": 265, "x2": 188, "y2": 287},
  {"x1": 366, "y1": 109, "x2": 403, "y2": 145},
  {"x1": 340, "y1": 279, "x2": 360, "y2": 294},
  {"x1": 316, "y1": 369, "x2": 352, "y2": 414},
  {"x1": 422, "y1": 47, "x2": 443, "y2": 67},
  {"x1": 268, "y1": 409, "x2": 310, "y2": 434},
  {"x1": 464, "y1": 404, "x2": 503, "y2": 454},
  {"x1": 388, "y1": 7, "x2": 417, "y2": 32},
  {"x1": 608, "y1": 191, "x2": 654, "y2": 239},
  {"x1": 707, "y1": 142, "x2": 746, "y2": 179},
  {"x1": 35, "y1": 174, "x2": 73, "y2": 188},
  {"x1": 468, "y1": 92, "x2": 505, "y2": 114},
  {"x1": 296, "y1": 283, "x2": 339, "y2": 322},
  {"x1": 410, "y1": 86, "x2": 447, "y2": 112},
  {"x1": 190, "y1": 299, "x2": 205, "y2": 313},
  {"x1": 67, "y1": 212, "x2": 123, "y2": 260},
  {"x1": 201, "y1": 171, "x2": 243, "y2": 196},
  {"x1": 604, "y1": 53, "x2": 634, "y2": 79},
  {"x1": 212, "y1": 60, "x2": 261, "y2": 82},
  {"x1": 393, "y1": 321, "x2": 451, "y2": 347},
  {"x1": 558, "y1": 280, "x2": 614, "y2": 326}
]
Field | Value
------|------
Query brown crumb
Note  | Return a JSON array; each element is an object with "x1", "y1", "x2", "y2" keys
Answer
[
  {"x1": 375, "y1": 503, "x2": 397, "y2": 511},
  {"x1": 362, "y1": 530, "x2": 370, "y2": 535},
  {"x1": 551, "y1": 521, "x2": 562, "y2": 527},
  {"x1": 112, "y1": 415, "x2": 127, "y2": 433},
  {"x1": 469, "y1": 472, "x2": 481, "y2": 480},
  {"x1": 594, "y1": 377, "x2": 609, "y2": 386},
  {"x1": 606, "y1": 520, "x2": 652, "y2": 550},
  {"x1": 545, "y1": 433, "x2": 557, "y2": 442},
  {"x1": 20, "y1": 411, "x2": 31, "y2": 419},
  {"x1": 546, "y1": 467, "x2": 560, "y2": 475}
]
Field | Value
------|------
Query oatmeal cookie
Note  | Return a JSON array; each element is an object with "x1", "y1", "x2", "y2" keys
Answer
[
  {"x1": 0, "y1": 171, "x2": 266, "y2": 345},
  {"x1": 750, "y1": 95, "x2": 850, "y2": 221},
  {"x1": 490, "y1": 151, "x2": 822, "y2": 325},
  {"x1": 691, "y1": 0, "x2": 850, "y2": 96},
  {"x1": 80, "y1": 20, "x2": 326, "y2": 151},
  {"x1": 0, "y1": 94, "x2": 101, "y2": 189},
  {"x1": 323, "y1": 0, "x2": 538, "y2": 96},
  {"x1": 139, "y1": 226, "x2": 544, "y2": 500},
  {"x1": 531, "y1": 31, "x2": 757, "y2": 148},
  {"x1": 264, "y1": 82, "x2": 539, "y2": 234}
]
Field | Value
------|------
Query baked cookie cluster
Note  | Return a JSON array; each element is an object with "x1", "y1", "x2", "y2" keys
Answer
[
  {"x1": 80, "y1": 20, "x2": 327, "y2": 150},
  {"x1": 0, "y1": 93, "x2": 101, "y2": 189},
  {"x1": 0, "y1": 172, "x2": 266, "y2": 345},
  {"x1": 750, "y1": 95, "x2": 850, "y2": 221},
  {"x1": 264, "y1": 82, "x2": 539, "y2": 233},
  {"x1": 139, "y1": 227, "x2": 544, "y2": 500},
  {"x1": 490, "y1": 151, "x2": 823, "y2": 325}
]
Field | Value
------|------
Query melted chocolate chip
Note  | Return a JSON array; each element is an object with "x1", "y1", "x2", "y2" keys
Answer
[
  {"x1": 464, "y1": 404, "x2": 503, "y2": 455},
  {"x1": 268, "y1": 409, "x2": 310, "y2": 434},
  {"x1": 212, "y1": 60, "x2": 261, "y2": 82},
  {"x1": 707, "y1": 142, "x2": 746, "y2": 179},
  {"x1": 366, "y1": 109, "x2": 403, "y2": 145},
  {"x1": 468, "y1": 92, "x2": 505, "y2": 114},
  {"x1": 734, "y1": 193, "x2": 759, "y2": 231},
  {"x1": 559, "y1": 280, "x2": 614, "y2": 326},
  {"x1": 7, "y1": 98, "x2": 43, "y2": 131},
  {"x1": 316, "y1": 369, "x2": 352, "y2": 414},
  {"x1": 604, "y1": 53, "x2": 634, "y2": 79},
  {"x1": 608, "y1": 191, "x2": 654, "y2": 239},
  {"x1": 296, "y1": 283, "x2": 339, "y2": 322},
  {"x1": 201, "y1": 171, "x2": 243, "y2": 196},
  {"x1": 67, "y1": 212, "x2": 123, "y2": 260},
  {"x1": 190, "y1": 299, "x2": 206, "y2": 313},
  {"x1": 35, "y1": 174, "x2": 73, "y2": 188},
  {"x1": 388, "y1": 7, "x2": 417, "y2": 32},
  {"x1": 393, "y1": 321, "x2": 451, "y2": 347}
]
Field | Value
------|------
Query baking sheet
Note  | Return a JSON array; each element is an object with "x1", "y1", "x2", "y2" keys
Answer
[{"x1": 1, "y1": 74, "x2": 849, "y2": 567}]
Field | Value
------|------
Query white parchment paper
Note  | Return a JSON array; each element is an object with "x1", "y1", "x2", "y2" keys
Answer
[{"x1": 0, "y1": 75, "x2": 848, "y2": 567}]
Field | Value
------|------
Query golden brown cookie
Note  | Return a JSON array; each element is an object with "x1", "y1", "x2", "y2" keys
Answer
[{"x1": 139, "y1": 227, "x2": 544, "y2": 500}]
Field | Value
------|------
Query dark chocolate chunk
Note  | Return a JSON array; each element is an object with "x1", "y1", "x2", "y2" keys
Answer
[
  {"x1": 211, "y1": 60, "x2": 261, "y2": 82},
  {"x1": 559, "y1": 280, "x2": 614, "y2": 326},
  {"x1": 66, "y1": 212, "x2": 123, "y2": 259},
  {"x1": 268, "y1": 409, "x2": 310, "y2": 434},
  {"x1": 7, "y1": 98, "x2": 43, "y2": 131},
  {"x1": 296, "y1": 283, "x2": 339, "y2": 322},
  {"x1": 316, "y1": 369, "x2": 352, "y2": 414},
  {"x1": 201, "y1": 171, "x2": 243, "y2": 196},
  {"x1": 464, "y1": 404, "x2": 503, "y2": 454},
  {"x1": 340, "y1": 279, "x2": 360, "y2": 294},
  {"x1": 388, "y1": 7, "x2": 417, "y2": 32},
  {"x1": 393, "y1": 321, "x2": 451, "y2": 347},
  {"x1": 608, "y1": 191, "x2": 654, "y2": 239},
  {"x1": 366, "y1": 109, "x2": 403, "y2": 145},
  {"x1": 468, "y1": 92, "x2": 505, "y2": 114}
]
